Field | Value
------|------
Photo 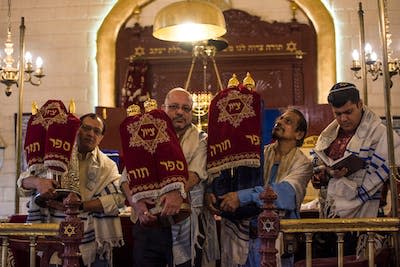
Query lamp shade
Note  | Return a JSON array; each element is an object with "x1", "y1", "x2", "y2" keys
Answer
[{"x1": 153, "y1": 0, "x2": 226, "y2": 42}]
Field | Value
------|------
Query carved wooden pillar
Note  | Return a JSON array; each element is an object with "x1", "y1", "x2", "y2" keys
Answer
[
  {"x1": 60, "y1": 192, "x2": 83, "y2": 267},
  {"x1": 258, "y1": 185, "x2": 280, "y2": 267}
]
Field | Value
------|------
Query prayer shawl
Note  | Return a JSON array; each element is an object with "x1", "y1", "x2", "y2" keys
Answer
[
  {"x1": 200, "y1": 209, "x2": 221, "y2": 265},
  {"x1": 219, "y1": 144, "x2": 312, "y2": 266},
  {"x1": 18, "y1": 147, "x2": 124, "y2": 266},
  {"x1": 172, "y1": 124, "x2": 214, "y2": 266},
  {"x1": 264, "y1": 144, "x2": 312, "y2": 266},
  {"x1": 220, "y1": 218, "x2": 251, "y2": 266},
  {"x1": 207, "y1": 86, "x2": 261, "y2": 178},
  {"x1": 264, "y1": 143, "x2": 312, "y2": 211},
  {"x1": 209, "y1": 154, "x2": 263, "y2": 262},
  {"x1": 207, "y1": 87, "x2": 263, "y2": 266},
  {"x1": 312, "y1": 105, "x2": 400, "y2": 218},
  {"x1": 78, "y1": 147, "x2": 125, "y2": 265},
  {"x1": 120, "y1": 109, "x2": 187, "y2": 203}
]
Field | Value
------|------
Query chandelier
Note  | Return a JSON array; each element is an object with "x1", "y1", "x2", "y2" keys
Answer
[
  {"x1": 183, "y1": 38, "x2": 227, "y2": 130},
  {"x1": 1, "y1": 0, "x2": 44, "y2": 97},
  {"x1": 350, "y1": 2, "x2": 399, "y2": 84},
  {"x1": 2, "y1": 0, "x2": 45, "y2": 213}
]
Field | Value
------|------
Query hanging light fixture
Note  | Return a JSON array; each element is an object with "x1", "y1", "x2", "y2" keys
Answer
[
  {"x1": 153, "y1": 0, "x2": 226, "y2": 42},
  {"x1": 1, "y1": 0, "x2": 45, "y2": 213},
  {"x1": 0, "y1": 0, "x2": 44, "y2": 96}
]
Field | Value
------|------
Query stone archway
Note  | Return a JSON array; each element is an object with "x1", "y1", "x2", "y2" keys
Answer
[{"x1": 96, "y1": 0, "x2": 335, "y2": 107}]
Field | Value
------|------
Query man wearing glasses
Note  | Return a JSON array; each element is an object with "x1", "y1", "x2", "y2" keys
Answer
[
  {"x1": 130, "y1": 87, "x2": 216, "y2": 267},
  {"x1": 19, "y1": 113, "x2": 125, "y2": 267},
  {"x1": 162, "y1": 88, "x2": 217, "y2": 267}
]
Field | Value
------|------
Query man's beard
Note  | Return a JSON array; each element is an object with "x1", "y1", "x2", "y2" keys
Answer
[
  {"x1": 172, "y1": 117, "x2": 189, "y2": 132},
  {"x1": 271, "y1": 126, "x2": 282, "y2": 140},
  {"x1": 271, "y1": 131, "x2": 279, "y2": 140}
]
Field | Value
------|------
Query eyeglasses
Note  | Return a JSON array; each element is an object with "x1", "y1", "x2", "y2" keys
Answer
[
  {"x1": 165, "y1": 104, "x2": 192, "y2": 113},
  {"x1": 80, "y1": 124, "x2": 103, "y2": 136}
]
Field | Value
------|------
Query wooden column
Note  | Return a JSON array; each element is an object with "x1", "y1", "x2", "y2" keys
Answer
[
  {"x1": 258, "y1": 185, "x2": 280, "y2": 267},
  {"x1": 60, "y1": 192, "x2": 83, "y2": 267}
]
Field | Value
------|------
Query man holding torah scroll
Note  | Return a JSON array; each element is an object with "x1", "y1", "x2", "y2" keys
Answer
[
  {"x1": 205, "y1": 75, "x2": 265, "y2": 266},
  {"x1": 120, "y1": 97, "x2": 189, "y2": 267},
  {"x1": 20, "y1": 100, "x2": 81, "y2": 219},
  {"x1": 163, "y1": 88, "x2": 216, "y2": 267},
  {"x1": 19, "y1": 105, "x2": 125, "y2": 266}
]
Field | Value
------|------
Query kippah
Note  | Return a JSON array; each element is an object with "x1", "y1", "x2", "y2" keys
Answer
[{"x1": 329, "y1": 82, "x2": 358, "y2": 93}]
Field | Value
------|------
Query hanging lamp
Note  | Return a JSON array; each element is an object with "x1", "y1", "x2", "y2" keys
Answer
[{"x1": 153, "y1": 0, "x2": 226, "y2": 42}]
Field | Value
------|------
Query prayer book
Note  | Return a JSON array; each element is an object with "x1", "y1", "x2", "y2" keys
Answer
[{"x1": 314, "y1": 150, "x2": 366, "y2": 176}]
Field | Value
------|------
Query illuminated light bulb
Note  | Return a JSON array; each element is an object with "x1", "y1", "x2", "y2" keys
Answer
[
  {"x1": 35, "y1": 57, "x2": 43, "y2": 68},
  {"x1": 371, "y1": 52, "x2": 377, "y2": 62},
  {"x1": 365, "y1": 43, "x2": 372, "y2": 54},
  {"x1": 25, "y1": 51, "x2": 32, "y2": 64},
  {"x1": 352, "y1": 50, "x2": 359, "y2": 61}
]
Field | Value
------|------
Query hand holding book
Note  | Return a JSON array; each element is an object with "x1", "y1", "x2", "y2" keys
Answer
[
  {"x1": 327, "y1": 166, "x2": 350, "y2": 179},
  {"x1": 314, "y1": 150, "x2": 366, "y2": 177}
]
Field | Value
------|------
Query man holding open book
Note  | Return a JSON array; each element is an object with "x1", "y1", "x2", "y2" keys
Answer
[{"x1": 311, "y1": 82, "x2": 400, "y2": 255}]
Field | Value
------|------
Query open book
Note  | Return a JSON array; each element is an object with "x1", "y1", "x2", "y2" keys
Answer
[{"x1": 314, "y1": 150, "x2": 366, "y2": 176}]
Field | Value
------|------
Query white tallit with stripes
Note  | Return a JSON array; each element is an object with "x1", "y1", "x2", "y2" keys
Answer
[
  {"x1": 313, "y1": 105, "x2": 400, "y2": 218},
  {"x1": 18, "y1": 147, "x2": 125, "y2": 266}
]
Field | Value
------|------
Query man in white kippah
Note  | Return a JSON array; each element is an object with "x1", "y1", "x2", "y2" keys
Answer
[{"x1": 311, "y1": 82, "x2": 400, "y2": 257}]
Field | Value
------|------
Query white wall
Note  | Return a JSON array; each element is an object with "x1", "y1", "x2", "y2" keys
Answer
[
  {"x1": 323, "y1": 0, "x2": 400, "y2": 115},
  {"x1": 0, "y1": 0, "x2": 399, "y2": 217},
  {"x1": 0, "y1": 0, "x2": 117, "y2": 217}
]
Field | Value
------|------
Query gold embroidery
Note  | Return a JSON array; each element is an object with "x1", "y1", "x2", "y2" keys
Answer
[
  {"x1": 48, "y1": 138, "x2": 72, "y2": 151},
  {"x1": 31, "y1": 101, "x2": 68, "y2": 129},
  {"x1": 207, "y1": 152, "x2": 260, "y2": 169},
  {"x1": 25, "y1": 142, "x2": 41, "y2": 153},
  {"x1": 43, "y1": 153, "x2": 70, "y2": 163},
  {"x1": 127, "y1": 113, "x2": 170, "y2": 154},
  {"x1": 216, "y1": 90, "x2": 255, "y2": 128},
  {"x1": 159, "y1": 160, "x2": 185, "y2": 171},
  {"x1": 27, "y1": 157, "x2": 44, "y2": 166},
  {"x1": 131, "y1": 175, "x2": 186, "y2": 193},
  {"x1": 209, "y1": 139, "x2": 231, "y2": 157},
  {"x1": 128, "y1": 167, "x2": 150, "y2": 179},
  {"x1": 245, "y1": 135, "x2": 260, "y2": 145},
  {"x1": 63, "y1": 224, "x2": 76, "y2": 237}
]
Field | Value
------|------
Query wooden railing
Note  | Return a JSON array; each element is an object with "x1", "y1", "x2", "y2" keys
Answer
[
  {"x1": 0, "y1": 192, "x2": 83, "y2": 267},
  {"x1": 0, "y1": 223, "x2": 60, "y2": 267},
  {"x1": 258, "y1": 185, "x2": 400, "y2": 267},
  {"x1": 2, "y1": 187, "x2": 400, "y2": 266},
  {"x1": 281, "y1": 217, "x2": 399, "y2": 267}
]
